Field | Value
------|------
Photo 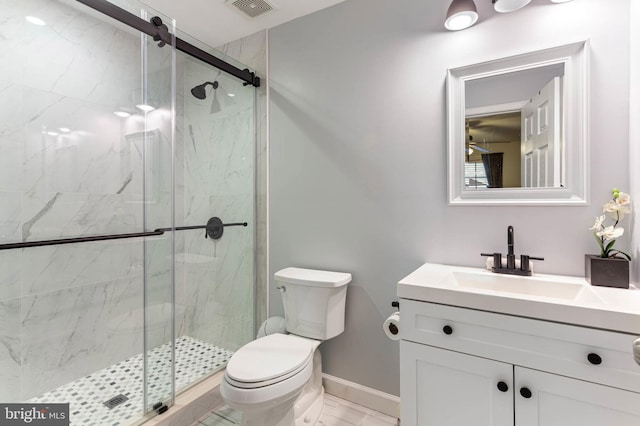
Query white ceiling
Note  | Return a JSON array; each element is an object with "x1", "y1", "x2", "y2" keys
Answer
[{"x1": 143, "y1": 0, "x2": 349, "y2": 48}]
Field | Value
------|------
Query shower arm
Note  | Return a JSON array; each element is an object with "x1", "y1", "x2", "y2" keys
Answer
[{"x1": 0, "y1": 217, "x2": 247, "y2": 251}]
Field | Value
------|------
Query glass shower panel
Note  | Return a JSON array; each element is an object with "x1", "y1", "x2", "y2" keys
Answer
[
  {"x1": 0, "y1": 0, "x2": 175, "y2": 424},
  {"x1": 173, "y1": 34, "x2": 256, "y2": 392},
  {"x1": 138, "y1": 6, "x2": 176, "y2": 414}
]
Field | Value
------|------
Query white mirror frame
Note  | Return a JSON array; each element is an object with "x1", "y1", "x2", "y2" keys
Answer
[{"x1": 447, "y1": 40, "x2": 589, "y2": 206}]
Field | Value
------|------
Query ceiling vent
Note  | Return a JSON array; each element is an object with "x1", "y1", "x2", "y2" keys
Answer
[{"x1": 228, "y1": 0, "x2": 276, "y2": 18}]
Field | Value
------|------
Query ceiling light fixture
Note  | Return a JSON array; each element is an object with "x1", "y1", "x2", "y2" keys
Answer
[
  {"x1": 493, "y1": 0, "x2": 532, "y2": 13},
  {"x1": 449, "y1": 0, "x2": 573, "y2": 31},
  {"x1": 445, "y1": 0, "x2": 479, "y2": 31},
  {"x1": 114, "y1": 111, "x2": 131, "y2": 118}
]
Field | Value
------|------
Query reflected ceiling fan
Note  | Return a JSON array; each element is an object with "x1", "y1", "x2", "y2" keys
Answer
[{"x1": 466, "y1": 135, "x2": 490, "y2": 154}]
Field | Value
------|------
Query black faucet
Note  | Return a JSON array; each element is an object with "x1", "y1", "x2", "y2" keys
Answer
[
  {"x1": 506, "y1": 225, "x2": 516, "y2": 269},
  {"x1": 481, "y1": 226, "x2": 544, "y2": 276}
]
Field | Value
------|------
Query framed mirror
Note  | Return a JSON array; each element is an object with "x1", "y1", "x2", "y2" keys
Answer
[{"x1": 447, "y1": 40, "x2": 589, "y2": 205}]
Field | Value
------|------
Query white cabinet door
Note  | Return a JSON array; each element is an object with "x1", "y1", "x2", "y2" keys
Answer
[
  {"x1": 515, "y1": 367, "x2": 640, "y2": 426},
  {"x1": 400, "y1": 341, "x2": 513, "y2": 426}
]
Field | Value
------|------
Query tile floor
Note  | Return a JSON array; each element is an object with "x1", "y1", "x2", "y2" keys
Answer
[
  {"x1": 29, "y1": 336, "x2": 233, "y2": 425},
  {"x1": 193, "y1": 394, "x2": 399, "y2": 426}
]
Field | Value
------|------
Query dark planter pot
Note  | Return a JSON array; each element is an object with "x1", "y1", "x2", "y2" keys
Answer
[{"x1": 585, "y1": 254, "x2": 630, "y2": 289}]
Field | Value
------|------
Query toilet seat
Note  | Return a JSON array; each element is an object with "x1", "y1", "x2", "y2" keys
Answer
[{"x1": 225, "y1": 334, "x2": 314, "y2": 389}]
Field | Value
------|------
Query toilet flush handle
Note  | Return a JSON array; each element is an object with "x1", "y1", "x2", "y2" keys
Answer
[{"x1": 276, "y1": 285, "x2": 286, "y2": 293}]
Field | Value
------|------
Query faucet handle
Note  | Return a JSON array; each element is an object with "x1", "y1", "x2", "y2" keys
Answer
[
  {"x1": 481, "y1": 252, "x2": 503, "y2": 269},
  {"x1": 520, "y1": 255, "x2": 544, "y2": 272}
]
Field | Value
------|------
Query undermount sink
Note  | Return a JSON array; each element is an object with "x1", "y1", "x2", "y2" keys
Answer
[
  {"x1": 448, "y1": 271, "x2": 598, "y2": 302},
  {"x1": 397, "y1": 263, "x2": 640, "y2": 333}
]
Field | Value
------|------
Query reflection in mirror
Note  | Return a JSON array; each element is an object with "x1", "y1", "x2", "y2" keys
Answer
[
  {"x1": 447, "y1": 40, "x2": 588, "y2": 205},
  {"x1": 464, "y1": 64, "x2": 564, "y2": 189}
]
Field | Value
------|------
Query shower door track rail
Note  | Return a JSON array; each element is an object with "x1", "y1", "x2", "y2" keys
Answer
[
  {"x1": 0, "y1": 218, "x2": 248, "y2": 251},
  {"x1": 75, "y1": 0, "x2": 261, "y2": 88}
]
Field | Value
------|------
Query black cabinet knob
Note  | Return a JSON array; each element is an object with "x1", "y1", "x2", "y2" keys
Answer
[
  {"x1": 497, "y1": 381, "x2": 509, "y2": 392},
  {"x1": 520, "y1": 387, "x2": 532, "y2": 399},
  {"x1": 587, "y1": 353, "x2": 602, "y2": 365},
  {"x1": 443, "y1": 325, "x2": 453, "y2": 335}
]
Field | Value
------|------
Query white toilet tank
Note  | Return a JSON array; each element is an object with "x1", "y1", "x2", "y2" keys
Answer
[{"x1": 275, "y1": 267, "x2": 351, "y2": 340}]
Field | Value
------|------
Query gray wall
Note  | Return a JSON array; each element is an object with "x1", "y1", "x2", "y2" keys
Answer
[
  {"x1": 630, "y1": 1, "x2": 640, "y2": 284},
  {"x1": 268, "y1": 0, "x2": 632, "y2": 396}
]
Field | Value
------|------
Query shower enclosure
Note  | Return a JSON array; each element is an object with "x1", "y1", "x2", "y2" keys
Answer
[{"x1": 0, "y1": 0, "x2": 258, "y2": 424}]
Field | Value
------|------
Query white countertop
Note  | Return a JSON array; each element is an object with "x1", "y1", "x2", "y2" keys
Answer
[{"x1": 398, "y1": 263, "x2": 640, "y2": 334}]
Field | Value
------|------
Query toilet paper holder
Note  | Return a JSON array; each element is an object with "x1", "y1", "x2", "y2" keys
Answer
[
  {"x1": 384, "y1": 307, "x2": 401, "y2": 340},
  {"x1": 391, "y1": 300, "x2": 400, "y2": 310}
]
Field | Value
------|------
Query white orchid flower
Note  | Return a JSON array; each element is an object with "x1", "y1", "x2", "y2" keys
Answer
[
  {"x1": 616, "y1": 191, "x2": 631, "y2": 206},
  {"x1": 596, "y1": 225, "x2": 624, "y2": 240},
  {"x1": 592, "y1": 189, "x2": 632, "y2": 260},
  {"x1": 589, "y1": 215, "x2": 605, "y2": 231},
  {"x1": 603, "y1": 200, "x2": 631, "y2": 220}
]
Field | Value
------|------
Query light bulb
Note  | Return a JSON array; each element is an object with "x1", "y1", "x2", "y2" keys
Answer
[
  {"x1": 494, "y1": 0, "x2": 532, "y2": 13},
  {"x1": 445, "y1": 0, "x2": 479, "y2": 31}
]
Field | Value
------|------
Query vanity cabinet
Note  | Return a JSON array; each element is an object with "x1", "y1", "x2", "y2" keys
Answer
[{"x1": 399, "y1": 299, "x2": 640, "y2": 426}]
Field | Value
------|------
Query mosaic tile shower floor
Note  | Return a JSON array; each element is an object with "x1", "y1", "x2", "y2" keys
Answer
[{"x1": 29, "y1": 336, "x2": 233, "y2": 425}]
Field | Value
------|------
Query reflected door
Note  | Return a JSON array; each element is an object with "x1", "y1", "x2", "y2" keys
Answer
[{"x1": 521, "y1": 77, "x2": 561, "y2": 188}]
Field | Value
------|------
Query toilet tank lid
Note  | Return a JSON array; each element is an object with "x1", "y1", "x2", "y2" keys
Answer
[{"x1": 274, "y1": 267, "x2": 352, "y2": 288}]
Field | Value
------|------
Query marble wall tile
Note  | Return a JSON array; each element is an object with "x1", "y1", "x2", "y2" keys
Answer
[
  {"x1": 22, "y1": 87, "x2": 143, "y2": 196},
  {"x1": 0, "y1": 298, "x2": 21, "y2": 402},
  {"x1": 21, "y1": 191, "x2": 141, "y2": 241},
  {"x1": 0, "y1": 191, "x2": 22, "y2": 242},
  {"x1": 21, "y1": 240, "x2": 144, "y2": 296},
  {"x1": 0, "y1": 250, "x2": 21, "y2": 301},
  {"x1": 0, "y1": 191, "x2": 23, "y2": 300},
  {"x1": 21, "y1": 276, "x2": 144, "y2": 399},
  {"x1": 20, "y1": 0, "x2": 139, "y2": 107},
  {"x1": 0, "y1": 85, "x2": 24, "y2": 192}
]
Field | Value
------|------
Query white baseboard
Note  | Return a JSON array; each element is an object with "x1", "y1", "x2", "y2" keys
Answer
[
  {"x1": 142, "y1": 371, "x2": 400, "y2": 425},
  {"x1": 322, "y1": 373, "x2": 400, "y2": 419}
]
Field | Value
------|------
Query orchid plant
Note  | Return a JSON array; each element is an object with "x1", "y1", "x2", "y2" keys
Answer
[{"x1": 589, "y1": 188, "x2": 632, "y2": 260}]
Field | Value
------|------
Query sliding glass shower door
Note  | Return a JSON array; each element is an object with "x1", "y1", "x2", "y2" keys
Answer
[
  {"x1": 0, "y1": 0, "x2": 176, "y2": 423},
  {"x1": 0, "y1": 1, "x2": 257, "y2": 424},
  {"x1": 173, "y1": 38, "x2": 257, "y2": 393}
]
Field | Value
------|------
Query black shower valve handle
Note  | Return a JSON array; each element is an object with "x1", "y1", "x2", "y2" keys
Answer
[{"x1": 204, "y1": 217, "x2": 248, "y2": 240}]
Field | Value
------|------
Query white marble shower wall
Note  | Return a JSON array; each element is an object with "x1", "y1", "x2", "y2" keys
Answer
[
  {"x1": 174, "y1": 51, "x2": 255, "y2": 354},
  {"x1": 0, "y1": 0, "x2": 174, "y2": 402}
]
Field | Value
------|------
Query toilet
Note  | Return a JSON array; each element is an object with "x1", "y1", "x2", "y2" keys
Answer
[{"x1": 220, "y1": 267, "x2": 351, "y2": 426}]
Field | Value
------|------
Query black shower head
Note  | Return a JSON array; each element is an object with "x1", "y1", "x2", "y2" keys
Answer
[{"x1": 190, "y1": 81, "x2": 219, "y2": 100}]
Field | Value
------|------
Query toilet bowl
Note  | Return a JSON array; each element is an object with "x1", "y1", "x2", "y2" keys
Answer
[
  {"x1": 220, "y1": 267, "x2": 351, "y2": 426},
  {"x1": 221, "y1": 333, "x2": 321, "y2": 426}
]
